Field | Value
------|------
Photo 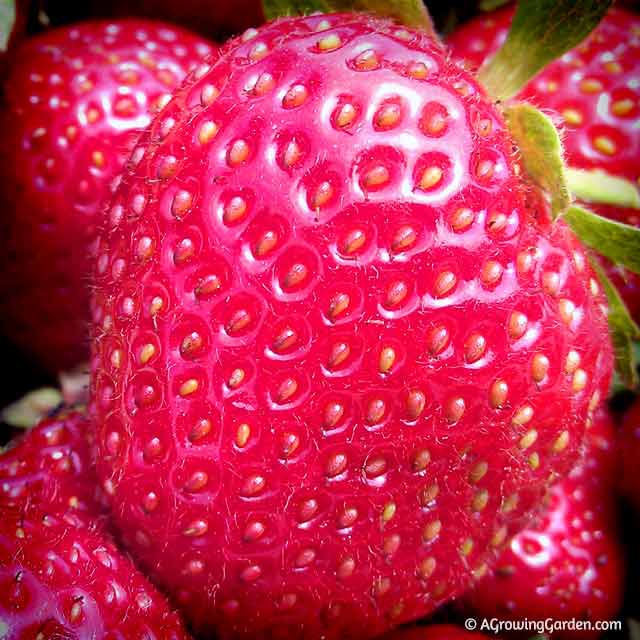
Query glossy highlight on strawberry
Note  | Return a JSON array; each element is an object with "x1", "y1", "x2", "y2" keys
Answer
[
  {"x1": 0, "y1": 20, "x2": 214, "y2": 373},
  {"x1": 449, "y1": 6, "x2": 640, "y2": 319},
  {"x1": 90, "y1": 12, "x2": 613, "y2": 639}
]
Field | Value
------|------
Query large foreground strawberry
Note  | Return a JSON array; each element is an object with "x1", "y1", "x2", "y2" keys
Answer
[
  {"x1": 0, "y1": 20, "x2": 214, "y2": 373},
  {"x1": 90, "y1": 5, "x2": 615, "y2": 639},
  {"x1": 449, "y1": 5, "x2": 640, "y2": 320},
  {"x1": 0, "y1": 410, "x2": 192, "y2": 639},
  {"x1": 465, "y1": 408, "x2": 623, "y2": 639}
]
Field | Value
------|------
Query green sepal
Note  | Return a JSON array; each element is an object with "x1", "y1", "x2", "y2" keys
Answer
[
  {"x1": 504, "y1": 102, "x2": 569, "y2": 218},
  {"x1": 589, "y1": 256, "x2": 640, "y2": 389},
  {"x1": 262, "y1": 0, "x2": 435, "y2": 34},
  {"x1": 1, "y1": 388, "x2": 63, "y2": 429},
  {"x1": 564, "y1": 205, "x2": 640, "y2": 276},
  {"x1": 479, "y1": 0, "x2": 612, "y2": 101},
  {"x1": 566, "y1": 168, "x2": 640, "y2": 210},
  {"x1": 0, "y1": 0, "x2": 16, "y2": 52}
]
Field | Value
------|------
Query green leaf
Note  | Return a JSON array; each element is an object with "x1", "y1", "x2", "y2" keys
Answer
[
  {"x1": 479, "y1": 0, "x2": 612, "y2": 101},
  {"x1": 1, "y1": 388, "x2": 63, "y2": 429},
  {"x1": 0, "y1": 0, "x2": 16, "y2": 52},
  {"x1": 566, "y1": 168, "x2": 640, "y2": 210},
  {"x1": 564, "y1": 205, "x2": 640, "y2": 275},
  {"x1": 262, "y1": 0, "x2": 435, "y2": 34},
  {"x1": 589, "y1": 256, "x2": 640, "y2": 389},
  {"x1": 504, "y1": 103, "x2": 569, "y2": 218}
]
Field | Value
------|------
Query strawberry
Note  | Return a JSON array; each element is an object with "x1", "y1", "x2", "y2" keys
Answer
[
  {"x1": 465, "y1": 409, "x2": 623, "y2": 639},
  {"x1": 0, "y1": 409, "x2": 99, "y2": 513},
  {"x1": 0, "y1": 409, "x2": 192, "y2": 639},
  {"x1": 619, "y1": 398, "x2": 640, "y2": 510},
  {"x1": 448, "y1": 6, "x2": 640, "y2": 319},
  {"x1": 90, "y1": 12, "x2": 613, "y2": 639},
  {"x1": 0, "y1": 20, "x2": 214, "y2": 373},
  {"x1": 381, "y1": 625, "x2": 491, "y2": 640}
]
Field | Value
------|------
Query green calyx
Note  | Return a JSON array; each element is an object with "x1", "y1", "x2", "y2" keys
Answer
[
  {"x1": 566, "y1": 168, "x2": 640, "y2": 210},
  {"x1": 504, "y1": 103, "x2": 569, "y2": 218},
  {"x1": 1, "y1": 388, "x2": 63, "y2": 429},
  {"x1": 0, "y1": 0, "x2": 16, "y2": 52},
  {"x1": 262, "y1": 0, "x2": 435, "y2": 34},
  {"x1": 589, "y1": 257, "x2": 640, "y2": 389},
  {"x1": 479, "y1": 0, "x2": 612, "y2": 101},
  {"x1": 502, "y1": 100, "x2": 640, "y2": 387}
]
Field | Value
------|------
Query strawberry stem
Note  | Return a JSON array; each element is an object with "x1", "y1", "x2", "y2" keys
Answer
[{"x1": 479, "y1": 0, "x2": 612, "y2": 101}]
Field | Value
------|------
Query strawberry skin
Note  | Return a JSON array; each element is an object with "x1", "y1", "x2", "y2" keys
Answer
[
  {"x1": 449, "y1": 6, "x2": 640, "y2": 319},
  {"x1": 91, "y1": 13, "x2": 613, "y2": 639},
  {"x1": 0, "y1": 410, "x2": 192, "y2": 639},
  {"x1": 0, "y1": 20, "x2": 214, "y2": 373},
  {"x1": 465, "y1": 409, "x2": 623, "y2": 638}
]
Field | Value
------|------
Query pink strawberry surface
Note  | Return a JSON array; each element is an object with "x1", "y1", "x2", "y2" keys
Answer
[
  {"x1": 90, "y1": 12, "x2": 613, "y2": 639},
  {"x1": 0, "y1": 20, "x2": 214, "y2": 373},
  {"x1": 0, "y1": 410, "x2": 192, "y2": 639},
  {"x1": 465, "y1": 408, "x2": 623, "y2": 638},
  {"x1": 449, "y1": 5, "x2": 640, "y2": 319}
]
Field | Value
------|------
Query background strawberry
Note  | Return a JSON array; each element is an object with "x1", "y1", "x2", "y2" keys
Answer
[
  {"x1": 0, "y1": 19, "x2": 214, "y2": 373},
  {"x1": 465, "y1": 408, "x2": 623, "y2": 638},
  {"x1": 448, "y1": 5, "x2": 640, "y2": 320},
  {"x1": 90, "y1": 10, "x2": 612, "y2": 639},
  {"x1": 619, "y1": 398, "x2": 640, "y2": 512},
  {"x1": 0, "y1": 408, "x2": 193, "y2": 639}
]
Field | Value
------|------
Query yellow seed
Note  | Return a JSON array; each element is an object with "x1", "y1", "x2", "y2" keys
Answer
[
  {"x1": 450, "y1": 207, "x2": 474, "y2": 232},
  {"x1": 423, "y1": 519, "x2": 442, "y2": 541},
  {"x1": 501, "y1": 494, "x2": 518, "y2": 513},
  {"x1": 562, "y1": 108, "x2": 583, "y2": 125},
  {"x1": 612, "y1": 98, "x2": 634, "y2": 117},
  {"x1": 489, "y1": 379, "x2": 508, "y2": 409},
  {"x1": 565, "y1": 350, "x2": 581, "y2": 374},
  {"x1": 419, "y1": 166, "x2": 443, "y2": 190},
  {"x1": 236, "y1": 423, "x2": 251, "y2": 447},
  {"x1": 469, "y1": 461, "x2": 488, "y2": 483},
  {"x1": 528, "y1": 452, "x2": 540, "y2": 470},
  {"x1": 491, "y1": 526, "x2": 508, "y2": 547},
  {"x1": 318, "y1": 33, "x2": 342, "y2": 52},
  {"x1": 179, "y1": 379, "x2": 199, "y2": 396},
  {"x1": 335, "y1": 103, "x2": 356, "y2": 128},
  {"x1": 472, "y1": 489, "x2": 489, "y2": 512},
  {"x1": 593, "y1": 135, "x2": 616, "y2": 156},
  {"x1": 519, "y1": 429, "x2": 538, "y2": 450},
  {"x1": 198, "y1": 121, "x2": 219, "y2": 145},
  {"x1": 379, "y1": 347, "x2": 396, "y2": 373},
  {"x1": 434, "y1": 271, "x2": 456, "y2": 298},
  {"x1": 604, "y1": 60, "x2": 623, "y2": 74},
  {"x1": 531, "y1": 354, "x2": 550, "y2": 382},
  {"x1": 229, "y1": 140, "x2": 250, "y2": 165},
  {"x1": 418, "y1": 556, "x2": 436, "y2": 579},
  {"x1": 408, "y1": 61, "x2": 429, "y2": 79},
  {"x1": 512, "y1": 405, "x2": 533, "y2": 426},
  {"x1": 552, "y1": 430, "x2": 570, "y2": 453},
  {"x1": 572, "y1": 368, "x2": 588, "y2": 392},
  {"x1": 382, "y1": 501, "x2": 396, "y2": 522},
  {"x1": 139, "y1": 343, "x2": 156, "y2": 364},
  {"x1": 580, "y1": 78, "x2": 603, "y2": 93},
  {"x1": 460, "y1": 537, "x2": 474, "y2": 556}
]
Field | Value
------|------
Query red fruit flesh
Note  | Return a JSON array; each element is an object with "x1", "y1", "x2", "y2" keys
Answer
[
  {"x1": 0, "y1": 410, "x2": 192, "y2": 639},
  {"x1": 91, "y1": 13, "x2": 613, "y2": 639},
  {"x1": 466, "y1": 409, "x2": 623, "y2": 639},
  {"x1": 449, "y1": 6, "x2": 640, "y2": 319},
  {"x1": 0, "y1": 20, "x2": 214, "y2": 373}
]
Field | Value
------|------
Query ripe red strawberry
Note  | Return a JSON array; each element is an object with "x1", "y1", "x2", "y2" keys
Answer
[
  {"x1": 381, "y1": 625, "x2": 491, "y2": 640},
  {"x1": 0, "y1": 409, "x2": 100, "y2": 513},
  {"x1": 449, "y1": 6, "x2": 640, "y2": 319},
  {"x1": 0, "y1": 410, "x2": 192, "y2": 639},
  {"x1": 0, "y1": 20, "x2": 214, "y2": 373},
  {"x1": 0, "y1": 510, "x2": 192, "y2": 639},
  {"x1": 465, "y1": 409, "x2": 623, "y2": 639},
  {"x1": 619, "y1": 399, "x2": 640, "y2": 510},
  {"x1": 90, "y1": 12, "x2": 613, "y2": 639}
]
